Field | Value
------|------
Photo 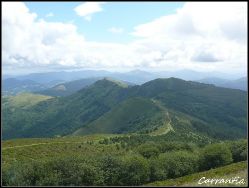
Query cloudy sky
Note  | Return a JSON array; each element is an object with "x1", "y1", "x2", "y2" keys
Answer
[{"x1": 2, "y1": 2, "x2": 247, "y2": 76}]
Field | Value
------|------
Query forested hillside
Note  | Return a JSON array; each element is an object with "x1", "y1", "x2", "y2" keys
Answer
[{"x1": 3, "y1": 78, "x2": 247, "y2": 140}]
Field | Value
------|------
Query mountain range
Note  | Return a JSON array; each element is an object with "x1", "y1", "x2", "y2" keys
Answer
[
  {"x1": 3, "y1": 77, "x2": 247, "y2": 140},
  {"x1": 3, "y1": 70, "x2": 246, "y2": 97},
  {"x1": 198, "y1": 77, "x2": 247, "y2": 91},
  {"x1": 2, "y1": 78, "x2": 48, "y2": 95}
]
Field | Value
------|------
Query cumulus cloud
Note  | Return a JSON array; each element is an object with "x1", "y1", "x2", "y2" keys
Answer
[
  {"x1": 2, "y1": 2, "x2": 85, "y2": 70},
  {"x1": 108, "y1": 27, "x2": 124, "y2": 34},
  {"x1": 74, "y1": 2, "x2": 106, "y2": 21},
  {"x1": 2, "y1": 2, "x2": 247, "y2": 75},
  {"x1": 131, "y1": 2, "x2": 247, "y2": 73}
]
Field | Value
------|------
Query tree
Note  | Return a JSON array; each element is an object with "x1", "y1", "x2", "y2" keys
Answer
[
  {"x1": 229, "y1": 140, "x2": 247, "y2": 162},
  {"x1": 119, "y1": 155, "x2": 150, "y2": 185},
  {"x1": 100, "y1": 155, "x2": 123, "y2": 185},
  {"x1": 149, "y1": 158, "x2": 167, "y2": 181},
  {"x1": 200, "y1": 143, "x2": 233, "y2": 170},
  {"x1": 158, "y1": 151, "x2": 199, "y2": 178},
  {"x1": 137, "y1": 142, "x2": 160, "y2": 158}
]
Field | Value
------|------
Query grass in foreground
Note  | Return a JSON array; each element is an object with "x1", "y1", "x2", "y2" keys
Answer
[{"x1": 147, "y1": 161, "x2": 247, "y2": 187}]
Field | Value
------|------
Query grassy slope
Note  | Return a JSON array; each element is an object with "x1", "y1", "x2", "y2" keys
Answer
[
  {"x1": 73, "y1": 97, "x2": 214, "y2": 143},
  {"x1": 147, "y1": 161, "x2": 247, "y2": 187},
  {"x1": 3, "y1": 93, "x2": 53, "y2": 109},
  {"x1": 73, "y1": 97, "x2": 165, "y2": 135},
  {"x1": 2, "y1": 134, "x2": 121, "y2": 170}
]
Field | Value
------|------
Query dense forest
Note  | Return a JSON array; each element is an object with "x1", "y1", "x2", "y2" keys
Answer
[{"x1": 2, "y1": 134, "x2": 247, "y2": 186}]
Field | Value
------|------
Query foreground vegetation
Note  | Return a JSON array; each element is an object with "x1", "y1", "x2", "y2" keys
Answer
[
  {"x1": 147, "y1": 161, "x2": 247, "y2": 186},
  {"x1": 2, "y1": 135, "x2": 247, "y2": 186}
]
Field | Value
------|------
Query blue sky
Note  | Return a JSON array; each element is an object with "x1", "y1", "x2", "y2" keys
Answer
[
  {"x1": 25, "y1": 2, "x2": 184, "y2": 43},
  {"x1": 2, "y1": 2, "x2": 247, "y2": 75}
]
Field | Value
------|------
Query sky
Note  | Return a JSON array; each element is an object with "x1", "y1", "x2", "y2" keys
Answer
[{"x1": 2, "y1": 2, "x2": 247, "y2": 76}]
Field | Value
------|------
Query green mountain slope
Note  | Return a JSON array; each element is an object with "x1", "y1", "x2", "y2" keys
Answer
[
  {"x1": 73, "y1": 97, "x2": 165, "y2": 135},
  {"x1": 73, "y1": 97, "x2": 214, "y2": 142},
  {"x1": 3, "y1": 79, "x2": 128, "y2": 139},
  {"x1": 3, "y1": 77, "x2": 247, "y2": 140},
  {"x1": 73, "y1": 78, "x2": 246, "y2": 140},
  {"x1": 2, "y1": 93, "x2": 54, "y2": 139},
  {"x1": 132, "y1": 78, "x2": 247, "y2": 139}
]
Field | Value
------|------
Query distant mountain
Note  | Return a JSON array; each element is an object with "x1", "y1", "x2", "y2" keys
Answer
[
  {"x1": 36, "y1": 77, "x2": 101, "y2": 97},
  {"x1": 2, "y1": 78, "x2": 48, "y2": 96},
  {"x1": 12, "y1": 69, "x2": 154, "y2": 85},
  {"x1": 198, "y1": 77, "x2": 247, "y2": 91},
  {"x1": 36, "y1": 77, "x2": 135, "y2": 97},
  {"x1": 9, "y1": 69, "x2": 243, "y2": 85},
  {"x1": 221, "y1": 77, "x2": 247, "y2": 91},
  {"x1": 46, "y1": 80, "x2": 66, "y2": 88},
  {"x1": 156, "y1": 70, "x2": 242, "y2": 81},
  {"x1": 111, "y1": 70, "x2": 157, "y2": 84},
  {"x1": 14, "y1": 70, "x2": 111, "y2": 84},
  {"x1": 3, "y1": 77, "x2": 246, "y2": 140},
  {"x1": 197, "y1": 77, "x2": 228, "y2": 85}
]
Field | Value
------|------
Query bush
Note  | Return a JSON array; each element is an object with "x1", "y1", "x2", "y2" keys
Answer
[
  {"x1": 200, "y1": 143, "x2": 233, "y2": 170},
  {"x1": 149, "y1": 158, "x2": 168, "y2": 181},
  {"x1": 47, "y1": 157, "x2": 102, "y2": 186},
  {"x1": 229, "y1": 140, "x2": 247, "y2": 162},
  {"x1": 119, "y1": 155, "x2": 150, "y2": 185},
  {"x1": 158, "y1": 151, "x2": 199, "y2": 179},
  {"x1": 137, "y1": 142, "x2": 160, "y2": 158},
  {"x1": 100, "y1": 155, "x2": 123, "y2": 185},
  {"x1": 158, "y1": 141, "x2": 197, "y2": 153},
  {"x1": 2, "y1": 157, "x2": 102, "y2": 186},
  {"x1": 2, "y1": 161, "x2": 58, "y2": 186}
]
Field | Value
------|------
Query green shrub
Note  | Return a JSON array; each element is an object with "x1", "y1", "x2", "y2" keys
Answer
[
  {"x1": 229, "y1": 140, "x2": 247, "y2": 162},
  {"x1": 158, "y1": 141, "x2": 197, "y2": 153},
  {"x1": 200, "y1": 143, "x2": 233, "y2": 170},
  {"x1": 158, "y1": 151, "x2": 199, "y2": 178},
  {"x1": 100, "y1": 155, "x2": 123, "y2": 185},
  {"x1": 149, "y1": 158, "x2": 168, "y2": 181},
  {"x1": 137, "y1": 142, "x2": 160, "y2": 158},
  {"x1": 119, "y1": 155, "x2": 150, "y2": 185}
]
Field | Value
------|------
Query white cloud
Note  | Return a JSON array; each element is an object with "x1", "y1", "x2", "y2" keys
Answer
[
  {"x1": 2, "y1": 2, "x2": 247, "y2": 76},
  {"x1": 2, "y1": 2, "x2": 85, "y2": 70},
  {"x1": 74, "y1": 2, "x2": 106, "y2": 21},
  {"x1": 131, "y1": 2, "x2": 247, "y2": 73},
  {"x1": 108, "y1": 27, "x2": 124, "y2": 34},
  {"x1": 45, "y1": 12, "x2": 54, "y2": 17}
]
